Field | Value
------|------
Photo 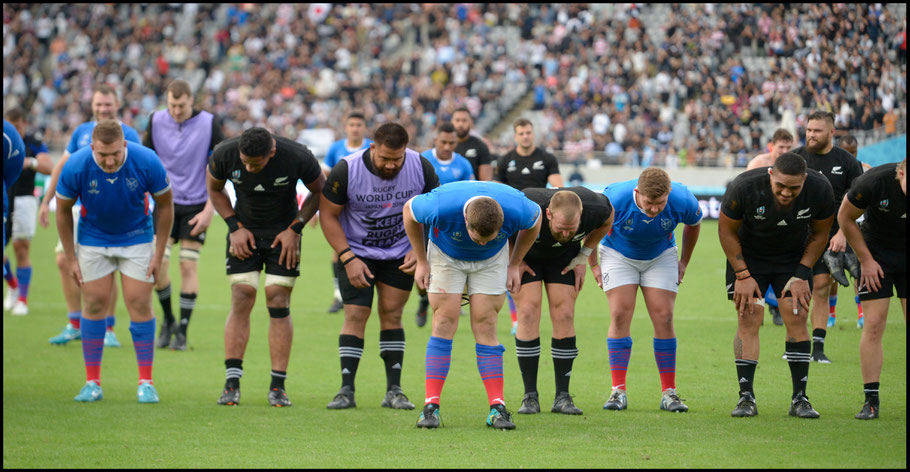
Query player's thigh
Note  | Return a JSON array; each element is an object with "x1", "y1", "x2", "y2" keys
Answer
[
  {"x1": 11, "y1": 195, "x2": 37, "y2": 241},
  {"x1": 113, "y1": 242, "x2": 155, "y2": 284},
  {"x1": 514, "y1": 280, "x2": 543, "y2": 317},
  {"x1": 469, "y1": 292, "x2": 506, "y2": 324},
  {"x1": 119, "y1": 269, "x2": 155, "y2": 317},
  {"x1": 639, "y1": 247, "x2": 680, "y2": 293},
  {"x1": 76, "y1": 244, "x2": 118, "y2": 283},
  {"x1": 375, "y1": 281, "x2": 412, "y2": 318},
  {"x1": 544, "y1": 282, "x2": 578, "y2": 323},
  {"x1": 538, "y1": 247, "x2": 578, "y2": 286},
  {"x1": 336, "y1": 257, "x2": 377, "y2": 308},
  {"x1": 81, "y1": 271, "x2": 115, "y2": 316},
  {"x1": 427, "y1": 240, "x2": 469, "y2": 295},
  {"x1": 374, "y1": 259, "x2": 414, "y2": 315},
  {"x1": 640, "y1": 285, "x2": 677, "y2": 319},
  {"x1": 519, "y1": 256, "x2": 545, "y2": 286},
  {"x1": 599, "y1": 245, "x2": 643, "y2": 293},
  {"x1": 466, "y1": 243, "x2": 508, "y2": 296},
  {"x1": 172, "y1": 203, "x2": 208, "y2": 245}
]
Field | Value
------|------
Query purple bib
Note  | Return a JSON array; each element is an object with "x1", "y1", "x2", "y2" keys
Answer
[
  {"x1": 340, "y1": 148, "x2": 425, "y2": 260},
  {"x1": 151, "y1": 110, "x2": 214, "y2": 205}
]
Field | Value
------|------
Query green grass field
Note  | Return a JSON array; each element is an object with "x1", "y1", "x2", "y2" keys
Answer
[{"x1": 3, "y1": 219, "x2": 906, "y2": 468}]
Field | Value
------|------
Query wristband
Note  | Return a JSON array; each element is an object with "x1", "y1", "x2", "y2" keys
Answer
[
  {"x1": 580, "y1": 246, "x2": 593, "y2": 257},
  {"x1": 795, "y1": 263, "x2": 812, "y2": 281},
  {"x1": 338, "y1": 248, "x2": 352, "y2": 258},
  {"x1": 736, "y1": 272, "x2": 751, "y2": 281},
  {"x1": 27, "y1": 157, "x2": 38, "y2": 170},
  {"x1": 341, "y1": 255, "x2": 358, "y2": 266},
  {"x1": 290, "y1": 221, "x2": 305, "y2": 234},
  {"x1": 225, "y1": 215, "x2": 241, "y2": 233},
  {"x1": 734, "y1": 267, "x2": 749, "y2": 274}
]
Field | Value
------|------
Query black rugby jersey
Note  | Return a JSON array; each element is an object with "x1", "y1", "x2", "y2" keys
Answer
[
  {"x1": 721, "y1": 167, "x2": 835, "y2": 265},
  {"x1": 522, "y1": 187, "x2": 613, "y2": 259},
  {"x1": 496, "y1": 147, "x2": 560, "y2": 190},
  {"x1": 455, "y1": 135, "x2": 492, "y2": 180},
  {"x1": 792, "y1": 145, "x2": 863, "y2": 233},
  {"x1": 846, "y1": 162, "x2": 906, "y2": 251}
]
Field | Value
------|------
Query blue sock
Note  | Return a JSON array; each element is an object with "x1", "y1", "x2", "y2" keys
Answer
[
  {"x1": 68, "y1": 311, "x2": 82, "y2": 329},
  {"x1": 653, "y1": 337, "x2": 677, "y2": 391},
  {"x1": 16, "y1": 266, "x2": 31, "y2": 300},
  {"x1": 129, "y1": 318, "x2": 156, "y2": 382},
  {"x1": 81, "y1": 317, "x2": 106, "y2": 383},
  {"x1": 106, "y1": 315, "x2": 115, "y2": 331},
  {"x1": 425, "y1": 336, "x2": 453, "y2": 405},
  {"x1": 765, "y1": 286, "x2": 778, "y2": 308},
  {"x1": 829, "y1": 295, "x2": 837, "y2": 310},
  {"x1": 507, "y1": 292, "x2": 517, "y2": 315},
  {"x1": 3, "y1": 259, "x2": 14, "y2": 284}
]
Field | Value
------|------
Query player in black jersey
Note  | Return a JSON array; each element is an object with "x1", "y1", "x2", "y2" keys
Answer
[
  {"x1": 512, "y1": 187, "x2": 613, "y2": 416},
  {"x1": 3, "y1": 108, "x2": 53, "y2": 316},
  {"x1": 207, "y1": 127, "x2": 325, "y2": 407},
  {"x1": 719, "y1": 152, "x2": 835, "y2": 419},
  {"x1": 791, "y1": 111, "x2": 864, "y2": 363},
  {"x1": 452, "y1": 107, "x2": 493, "y2": 182},
  {"x1": 838, "y1": 159, "x2": 906, "y2": 420}
]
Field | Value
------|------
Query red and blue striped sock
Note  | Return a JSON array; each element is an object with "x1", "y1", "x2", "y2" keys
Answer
[
  {"x1": 507, "y1": 293, "x2": 517, "y2": 321},
  {"x1": 106, "y1": 315, "x2": 116, "y2": 332},
  {"x1": 828, "y1": 295, "x2": 837, "y2": 319},
  {"x1": 856, "y1": 295, "x2": 863, "y2": 319},
  {"x1": 81, "y1": 317, "x2": 106, "y2": 384},
  {"x1": 68, "y1": 311, "x2": 82, "y2": 329},
  {"x1": 607, "y1": 337, "x2": 633, "y2": 390},
  {"x1": 3, "y1": 259, "x2": 17, "y2": 289},
  {"x1": 130, "y1": 318, "x2": 156, "y2": 383},
  {"x1": 424, "y1": 336, "x2": 452, "y2": 405},
  {"x1": 15, "y1": 266, "x2": 31, "y2": 302},
  {"x1": 654, "y1": 337, "x2": 677, "y2": 391},
  {"x1": 476, "y1": 343, "x2": 506, "y2": 406}
]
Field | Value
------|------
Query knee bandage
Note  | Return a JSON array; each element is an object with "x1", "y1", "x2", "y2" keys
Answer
[
  {"x1": 228, "y1": 271, "x2": 259, "y2": 289},
  {"x1": 268, "y1": 307, "x2": 290, "y2": 319},
  {"x1": 179, "y1": 248, "x2": 200, "y2": 262},
  {"x1": 264, "y1": 274, "x2": 296, "y2": 288},
  {"x1": 163, "y1": 245, "x2": 172, "y2": 260}
]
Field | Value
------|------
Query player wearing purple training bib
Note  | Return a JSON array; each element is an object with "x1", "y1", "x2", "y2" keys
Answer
[
  {"x1": 320, "y1": 122, "x2": 439, "y2": 412},
  {"x1": 56, "y1": 120, "x2": 173, "y2": 404},
  {"x1": 403, "y1": 180, "x2": 542, "y2": 430},
  {"x1": 594, "y1": 168, "x2": 703, "y2": 414}
]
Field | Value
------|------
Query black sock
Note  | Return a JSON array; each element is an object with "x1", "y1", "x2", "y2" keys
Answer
[
  {"x1": 864, "y1": 382, "x2": 880, "y2": 407},
  {"x1": 379, "y1": 329, "x2": 405, "y2": 391},
  {"x1": 270, "y1": 370, "x2": 286, "y2": 390},
  {"x1": 515, "y1": 337, "x2": 540, "y2": 395},
  {"x1": 785, "y1": 341, "x2": 811, "y2": 398},
  {"x1": 339, "y1": 334, "x2": 364, "y2": 391},
  {"x1": 735, "y1": 359, "x2": 758, "y2": 397},
  {"x1": 179, "y1": 292, "x2": 197, "y2": 335},
  {"x1": 551, "y1": 337, "x2": 578, "y2": 394},
  {"x1": 156, "y1": 284, "x2": 175, "y2": 325},
  {"x1": 225, "y1": 358, "x2": 243, "y2": 389},
  {"x1": 811, "y1": 328, "x2": 826, "y2": 355}
]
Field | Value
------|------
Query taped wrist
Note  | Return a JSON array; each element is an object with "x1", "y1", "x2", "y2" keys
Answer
[
  {"x1": 225, "y1": 215, "x2": 241, "y2": 233},
  {"x1": 795, "y1": 263, "x2": 812, "y2": 281}
]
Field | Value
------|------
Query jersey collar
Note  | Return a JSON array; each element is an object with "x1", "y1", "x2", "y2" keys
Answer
[{"x1": 92, "y1": 145, "x2": 129, "y2": 174}]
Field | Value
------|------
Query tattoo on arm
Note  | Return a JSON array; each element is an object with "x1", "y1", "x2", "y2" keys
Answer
[
  {"x1": 735, "y1": 254, "x2": 744, "y2": 261},
  {"x1": 734, "y1": 335, "x2": 743, "y2": 359},
  {"x1": 786, "y1": 337, "x2": 797, "y2": 343}
]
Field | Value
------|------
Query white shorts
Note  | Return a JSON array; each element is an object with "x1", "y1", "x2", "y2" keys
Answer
[
  {"x1": 599, "y1": 245, "x2": 680, "y2": 293},
  {"x1": 55, "y1": 204, "x2": 82, "y2": 254},
  {"x1": 12, "y1": 195, "x2": 38, "y2": 240},
  {"x1": 77, "y1": 242, "x2": 155, "y2": 284},
  {"x1": 428, "y1": 240, "x2": 508, "y2": 296}
]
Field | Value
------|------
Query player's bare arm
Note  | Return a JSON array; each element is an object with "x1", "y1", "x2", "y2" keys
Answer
[
  {"x1": 319, "y1": 193, "x2": 373, "y2": 288},
  {"x1": 562, "y1": 211, "x2": 613, "y2": 292},
  {"x1": 718, "y1": 212, "x2": 760, "y2": 315},
  {"x1": 38, "y1": 150, "x2": 71, "y2": 227},
  {"x1": 271, "y1": 173, "x2": 326, "y2": 270},
  {"x1": 507, "y1": 211, "x2": 543, "y2": 294},
  {"x1": 401, "y1": 199, "x2": 427, "y2": 286},
  {"x1": 149, "y1": 189, "x2": 174, "y2": 280},
  {"x1": 206, "y1": 168, "x2": 255, "y2": 259},
  {"x1": 838, "y1": 196, "x2": 883, "y2": 292},
  {"x1": 678, "y1": 222, "x2": 701, "y2": 284},
  {"x1": 54, "y1": 194, "x2": 81, "y2": 286}
]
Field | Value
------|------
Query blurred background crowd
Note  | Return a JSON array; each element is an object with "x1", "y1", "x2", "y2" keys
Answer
[{"x1": 3, "y1": 3, "x2": 906, "y2": 167}]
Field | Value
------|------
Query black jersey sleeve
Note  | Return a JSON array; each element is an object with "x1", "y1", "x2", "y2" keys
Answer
[
  {"x1": 294, "y1": 143, "x2": 323, "y2": 185},
  {"x1": 208, "y1": 144, "x2": 231, "y2": 181},
  {"x1": 846, "y1": 169, "x2": 877, "y2": 209},
  {"x1": 545, "y1": 151, "x2": 561, "y2": 176},
  {"x1": 420, "y1": 156, "x2": 440, "y2": 193},
  {"x1": 476, "y1": 139, "x2": 492, "y2": 166},
  {"x1": 142, "y1": 112, "x2": 155, "y2": 151},
  {"x1": 495, "y1": 154, "x2": 509, "y2": 182},
  {"x1": 322, "y1": 159, "x2": 349, "y2": 205},
  {"x1": 210, "y1": 114, "x2": 225, "y2": 151},
  {"x1": 811, "y1": 173, "x2": 837, "y2": 220},
  {"x1": 720, "y1": 176, "x2": 746, "y2": 220}
]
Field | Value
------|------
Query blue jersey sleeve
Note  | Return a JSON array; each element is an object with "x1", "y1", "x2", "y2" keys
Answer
[
  {"x1": 324, "y1": 141, "x2": 342, "y2": 168},
  {"x1": 145, "y1": 154, "x2": 171, "y2": 196},
  {"x1": 56, "y1": 158, "x2": 79, "y2": 200},
  {"x1": 4, "y1": 120, "x2": 25, "y2": 188},
  {"x1": 123, "y1": 125, "x2": 141, "y2": 144},
  {"x1": 679, "y1": 187, "x2": 703, "y2": 226},
  {"x1": 409, "y1": 192, "x2": 438, "y2": 227},
  {"x1": 65, "y1": 126, "x2": 82, "y2": 154},
  {"x1": 518, "y1": 197, "x2": 541, "y2": 230}
]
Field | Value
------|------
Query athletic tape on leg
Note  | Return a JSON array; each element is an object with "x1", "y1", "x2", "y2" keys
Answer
[
  {"x1": 264, "y1": 274, "x2": 296, "y2": 288},
  {"x1": 228, "y1": 271, "x2": 259, "y2": 289}
]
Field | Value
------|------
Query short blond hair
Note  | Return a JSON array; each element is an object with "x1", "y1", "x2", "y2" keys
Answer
[
  {"x1": 637, "y1": 167, "x2": 671, "y2": 199},
  {"x1": 549, "y1": 190, "x2": 582, "y2": 221},
  {"x1": 92, "y1": 119, "x2": 124, "y2": 145},
  {"x1": 465, "y1": 197, "x2": 503, "y2": 238}
]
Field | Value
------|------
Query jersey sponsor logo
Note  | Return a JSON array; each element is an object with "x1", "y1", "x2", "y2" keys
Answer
[
  {"x1": 660, "y1": 218, "x2": 672, "y2": 230},
  {"x1": 552, "y1": 242, "x2": 562, "y2": 247},
  {"x1": 521, "y1": 168, "x2": 531, "y2": 174},
  {"x1": 622, "y1": 218, "x2": 634, "y2": 231},
  {"x1": 126, "y1": 178, "x2": 139, "y2": 192},
  {"x1": 532, "y1": 161, "x2": 545, "y2": 170},
  {"x1": 451, "y1": 231, "x2": 462, "y2": 241},
  {"x1": 254, "y1": 184, "x2": 266, "y2": 191},
  {"x1": 465, "y1": 149, "x2": 477, "y2": 158},
  {"x1": 642, "y1": 218, "x2": 654, "y2": 224},
  {"x1": 105, "y1": 177, "x2": 118, "y2": 184},
  {"x1": 274, "y1": 176, "x2": 289, "y2": 186},
  {"x1": 878, "y1": 199, "x2": 889, "y2": 212},
  {"x1": 754, "y1": 206, "x2": 766, "y2": 220},
  {"x1": 507, "y1": 160, "x2": 517, "y2": 171},
  {"x1": 572, "y1": 232, "x2": 586, "y2": 241},
  {"x1": 830, "y1": 166, "x2": 843, "y2": 175},
  {"x1": 796, "y1": 208, "x2": 812, "y2": 219},
  {"x1": 777, "y1": 220, "x2": 788, "y2": 226},
  {"x1": 232, "y1": 170, "x2": 241, "y2": 179},
  {"x1": 88, "y1": 179, "x2": 100, "y2": 195}
]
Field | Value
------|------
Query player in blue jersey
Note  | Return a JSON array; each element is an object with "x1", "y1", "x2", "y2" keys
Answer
[
  {"x1": 403, "y1": 181, "x2": 542, "y2": 430},
  {"x1": 593, "y1": 168, "x2": 702, "y2": 413},
  {"x1": 414, "y1": 121, "x2": 475, "y2": 327},
  {"x1": 323, "y1": 112, "x2": 372, "y2": 314},
  {"x1": 3, "y1": 108, "x2": 53, "y2": 316},
  {"x1": 4, "y1": 119, "x2": 26, "y2": 252},
  {"x1": 55, "y1": 120, "x2": 173, "y2": 403},
  {"x1": 41, "y1": 84, "x2": 141, "y2": 347}
]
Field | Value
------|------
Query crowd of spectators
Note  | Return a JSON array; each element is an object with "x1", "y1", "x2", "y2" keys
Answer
[{"x1": 3, "y1": 3, "x2": 906, "y2": 167}]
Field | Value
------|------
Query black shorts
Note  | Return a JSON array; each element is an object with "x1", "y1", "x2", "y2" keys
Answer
[
  {"x1": 858, "y1": 245, "x2": 907, "y2": 301},
  {"x1": 335, "y1": 256, "x2": 414, "y2": 308},
  {"x1": 725, "y1": 261, "x2": 814, "y2": 301},
  {"x1": 225, "y1": 234, "x2": 300, "y2": 277},
  {"x1": 171, "y1": 203, "x2": 208, "y2": 244},
  {"x1": 520, "y1": 246, "x2": 580, "y2": 286}
]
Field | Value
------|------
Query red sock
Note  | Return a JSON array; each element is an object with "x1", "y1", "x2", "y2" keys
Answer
[
  {"x1": 5, "y1": 277, "x2": 17, "y2": 289},
  {"x1": 71, "y1": 317, "x2": 81, "y2": 329},
  {"x1": 482, "y1": 376, "x2": 505, "y2": 406},
  {"x1": 86, "y1": 366, "x2": 100, "y2": 384},
  {"x1": 425, "y1": 378, "x2": 445, "y2": 405},
  {"x1": 611, "y1": 369, "x2": 627, "y2": 391},
  {"x1": 659, "y1": 371, "x2": 676, "y2": 391},
  {"x1": 138, "y1": 366, "x2": 153, "y2": 383},
  {"x1": 857, "y1": 303, "x2": 864, "y2": 318}
]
